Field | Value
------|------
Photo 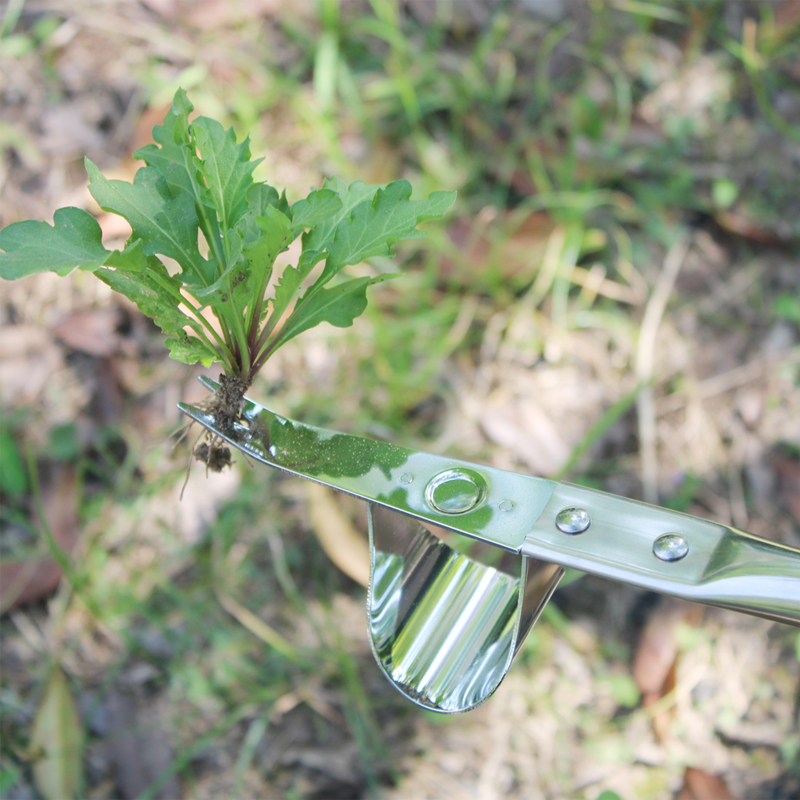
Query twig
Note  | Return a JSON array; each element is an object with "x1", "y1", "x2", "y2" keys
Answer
[
  {"x1": 211, "y1": 527, "x2": 299, "y2": 659},
  {"x1": 636, "y1": 235, "x2": 691, "y2": 504},
  {"x1": 215, "y1": 589, "x2": 299, "y2": 661}
]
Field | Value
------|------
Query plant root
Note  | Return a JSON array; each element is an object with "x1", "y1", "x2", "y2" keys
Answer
[
  {"x1": 193, "y1": 437, "x2": 233, "y2": 473},
  {"x1": 211, "y1": 373, "x2": 251, "y2": 435},
  {"x1": 189, "y1": 373, "x2": 251, "y2": 472},
  {"x1": 186, "y1": 373, "x2": 251, "y2": 473}
]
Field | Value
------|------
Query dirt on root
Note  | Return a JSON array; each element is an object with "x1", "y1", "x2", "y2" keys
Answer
[{"x1": 193, "y1": 373, "x2": 251, "y2": 472}]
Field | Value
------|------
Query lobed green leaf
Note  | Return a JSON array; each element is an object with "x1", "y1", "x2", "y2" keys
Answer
[
  {"x1": 0, "y1": 207, "x2": 110, "y2": 279},
  {"x1": 166, "y1": 332, "x2": 219, "y2": 367},
  {"x1": 133, "y1": 88, "x2": 195, "y2": 198},
  {"x1": 300, "y1": 177, "x2": 383, "y2": 254},
  {"x1": 95, "y1": 241, "x2": 191, "y2": 337},
  {"x1": 275, "y1": 274, "x2": 395, "y2": 349},
  {"x1": 192, "y1": 116, "x2": 262, "y2": 235},
  {"x1": 86, "y1": 159, "x2": 216, "y2": 287},
  {"x1": 0, "y1": 89, "x2": 457, "y2": 383},
  {"x1": 290, "y1": 189, "x2": 343, "y2": 231},
  {"x1": 325, "y1": 180, "x2": 456, "y2": 275}
]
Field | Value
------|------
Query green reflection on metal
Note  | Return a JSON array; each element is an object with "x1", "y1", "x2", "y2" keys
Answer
[{"x1": 253, "y1": 409, "x2": 409, "y2": 479}]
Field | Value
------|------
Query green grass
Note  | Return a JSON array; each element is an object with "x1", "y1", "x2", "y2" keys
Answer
[{"x1": 2, "y1": 1, "x2": 800, "y2": 797}]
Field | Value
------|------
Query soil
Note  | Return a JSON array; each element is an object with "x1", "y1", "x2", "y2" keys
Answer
[
  {"x1": 192, "y1": 373, "x2": 251, "y2": 472},
  {"x1": 211, "y1": 373, "x2": 251, "y2": 436},
  {"x1": 192, "y1": 440, "x2": 232, "y2": 472}
]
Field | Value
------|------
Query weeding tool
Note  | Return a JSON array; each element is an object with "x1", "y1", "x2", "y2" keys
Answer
[{"x1": 180, "y1": 377, "x2": 800, "y2": 713}]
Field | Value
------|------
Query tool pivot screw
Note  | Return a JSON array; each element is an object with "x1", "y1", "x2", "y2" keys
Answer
[
  {"x1": 653, "y1": 533, "x2": 689, "y2": 562},
  {"x1": 425, "y1": 469, "x2": 487, "y2": 515},
  {"x1": 555, "y1": 507, "x2": 591, "y2": 534}
]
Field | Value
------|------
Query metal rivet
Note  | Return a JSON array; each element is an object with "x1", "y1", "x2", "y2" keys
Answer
[
  {"x1": 653, "y1": 533, "x2": 689, "y2": 562},
  {"x1": 425, "y1": 469, "x2": 486, "y2": 515},
  {"x1": 555, "y1": 507, "x2": 591, "y2": 534},
  {"x1": 499, "y1": 500, "x2": 515, "y2": 512},
  {"x1": 399, "y1": 472, "x2": 414, "y2": 485}
]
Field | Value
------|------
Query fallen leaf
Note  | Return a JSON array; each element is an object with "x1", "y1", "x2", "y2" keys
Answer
[
  {"x1": 442, "y1": 210, "x2": 557, "y2": 292},
  {"x1": 677, "y1": 767, "x2": 734, "y2": 800},
  {"x1": 0, "y1": 559, "x2": 64, "y2": 614},
  {"x1": 631, "y1": 598, "x2": 701, "y2": 741},
  {"x1": 305, "y1": 483, "x2": 370, "y2": 587},
  {"x1": 0, "y1": 466, "x2": 81, "y2": 613},
  {"x1": 30, "y1": 667, "x2": 83, "y2": 800},
  {"x1": 632, "y1": 598, "x2": 692, "y2": 696},
  {"x1": 714, "y1": 209, "x2": 791, "y2": 246},
  {"x1": 53, "y1": 308, "x2": 129, "y2": 357}
]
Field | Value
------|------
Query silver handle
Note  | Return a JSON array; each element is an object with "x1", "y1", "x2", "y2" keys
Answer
[{"x1": 522, "y1": 483, "x2": 800, "y2": 626}]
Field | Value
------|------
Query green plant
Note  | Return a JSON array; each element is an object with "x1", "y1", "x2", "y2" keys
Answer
[{"x1": 0, "y1": 89, "x2": 455, "y2": 454}]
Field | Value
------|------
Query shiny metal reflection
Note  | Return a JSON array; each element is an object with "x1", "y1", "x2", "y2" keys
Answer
[{"x1": 367, "y1": 503, "x2": 563, "y2": 713}]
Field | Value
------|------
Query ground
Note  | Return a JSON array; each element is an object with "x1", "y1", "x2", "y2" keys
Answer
[{"x1": 1, "y1": 2, "x2": 800, "y2": 799}]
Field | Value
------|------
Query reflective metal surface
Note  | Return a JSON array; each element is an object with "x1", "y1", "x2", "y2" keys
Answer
[
  {"x1": 522, "y1": 483, "x2": 800, "y2": 626},
  {"x1": 179, "y1": 377, "x2": 558, "y2": 552},
  {"x1": 367, "y1": 504, "x2": 563, "y2": 712},
  {"x1": 179, "y1": 377, "x2": 800, "y2": 664}
]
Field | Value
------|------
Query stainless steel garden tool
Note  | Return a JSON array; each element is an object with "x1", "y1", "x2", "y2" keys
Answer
[{"x1": 180, "y1": 377, "x2": 800, "y2": 713}]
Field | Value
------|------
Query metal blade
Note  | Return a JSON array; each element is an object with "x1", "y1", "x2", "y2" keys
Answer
[{"x1": 179, "y1": 377, "x2": 558, "y2": 552}]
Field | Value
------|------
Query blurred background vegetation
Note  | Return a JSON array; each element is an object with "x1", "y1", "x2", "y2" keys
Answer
[{"x1": 1, "y1": 1, "x2": 800, "y2": 798}]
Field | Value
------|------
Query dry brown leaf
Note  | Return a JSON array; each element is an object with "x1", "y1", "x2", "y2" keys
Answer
[
  {"x1": 53, "y1": 309, "x2": 130, "y2": 358},
  {"x1": 0, "y1": 466, "x2": 80, "y2": 613},
  {"x1": 632, "y1": 598, "x2": 701, "y2": 741},
  {"x1": 632, "y1": 599, "x2": 692, "y2": 696},
  {"x1": 305, "y1": 483, "x2": 370, "y2": 587},
  {"x1": 714, "y1": 209, "x2": 791, "y2": 246},
  {"x1": 0, "y1": 558, "x2": 64, "y2": 614},
  {"x1": 677, "y1": 766, "x2": 734, "y2": 800},
  {"x1": 442, "y1": 211, "x2": 556, "y2": 290}
]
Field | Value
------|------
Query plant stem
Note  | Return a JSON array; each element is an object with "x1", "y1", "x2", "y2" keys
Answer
[
  {"x1": 227, "y1": 276, "x2": 252, "y2": 377},
  {"x1": 147, "y1": 271, "x2": 235, "y2": 362}
]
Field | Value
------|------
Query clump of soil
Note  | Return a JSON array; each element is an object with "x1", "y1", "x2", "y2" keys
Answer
[
  {"x1": 192, "y1": 441, "x2": 232, "y2": 472},
  {"x1": 192, "y1": 373, "x2": 251, "y2": 472}
]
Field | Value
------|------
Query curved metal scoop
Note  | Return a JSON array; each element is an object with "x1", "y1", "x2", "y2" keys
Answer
[{"x1": 367, "y1": 503, "x2": 564, "y2": 713}]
